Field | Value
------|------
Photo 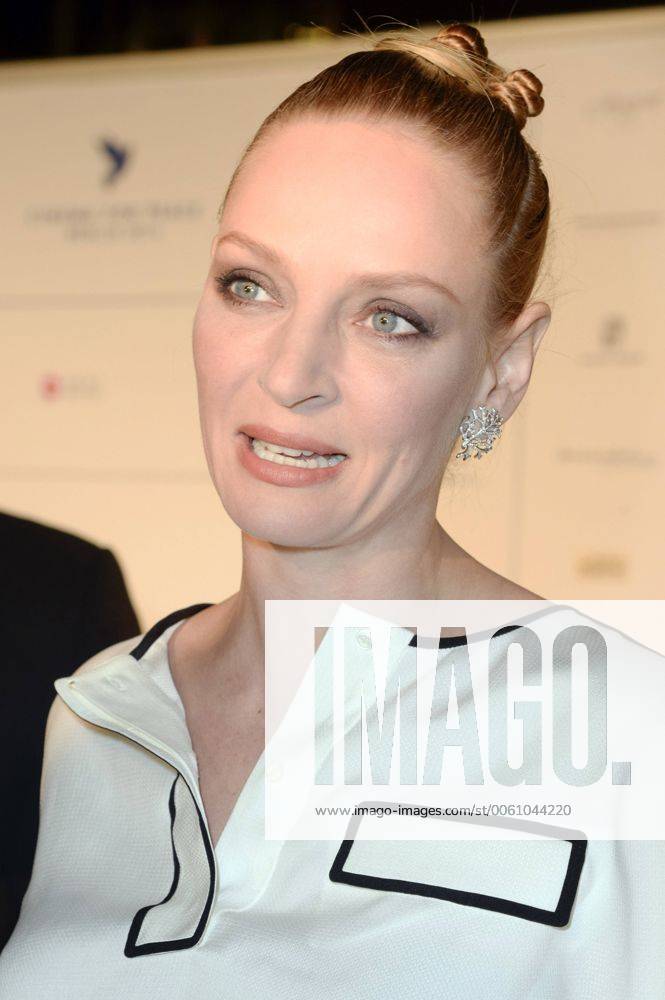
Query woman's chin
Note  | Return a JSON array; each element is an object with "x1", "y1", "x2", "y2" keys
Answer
[{"x1": 228, "y1": 506, "x2": 345, "y2": 549}]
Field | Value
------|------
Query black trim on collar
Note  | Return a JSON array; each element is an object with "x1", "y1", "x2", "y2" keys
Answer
[
  {"x1": 407, "y1": 623, "x2": 523, "y2": 648},
  {"x1": 329, "y1": 822, "x2": 587, "y2": 928},
  {"x1": 129, "y1": 603, "x2": 214, "y2": 661},
  {"x1": 124, "y1": 773, "x2": 217, "y2": 957},
  {"x1": 130, "y1": 607, "x2": 523, "y2": 659}
]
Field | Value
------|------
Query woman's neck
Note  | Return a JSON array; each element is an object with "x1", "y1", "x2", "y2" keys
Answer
[{"x1": 179, "y1": 513, "x2": 538, "y2": 695}]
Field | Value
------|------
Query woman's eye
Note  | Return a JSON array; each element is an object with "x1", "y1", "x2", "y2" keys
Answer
[
  {"x1": 215, "y1": 272, "x2": 273, "y2": 307},
  {"x1": 214, "y1": 275, "x2": 433, "y2": 342},
  {"x1": 361, "y1": 306, "x2": 430, "y2": 340}
]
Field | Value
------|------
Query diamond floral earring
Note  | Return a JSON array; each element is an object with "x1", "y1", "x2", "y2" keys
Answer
[{"x1": 455, "y1": 405, "x2": 504, "y2": 461}]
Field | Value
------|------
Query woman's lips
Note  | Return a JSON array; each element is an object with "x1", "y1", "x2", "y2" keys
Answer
[
  {"x1": 236, "y1": 431, "x2": 348, "y2": 488},
  {"x1": 237, "y1": 423, "x2": 346, "y2": 457}
]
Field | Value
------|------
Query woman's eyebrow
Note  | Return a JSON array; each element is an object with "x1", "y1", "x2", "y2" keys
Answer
[
  {"x1": 216, "y1": 230, "x2": 282, "y2": 266},
  {"x1": 215, "y1": 230, "x2": 460, "y2": 305},
  {"x1": 350, "y1": 272, "x2": 461, "y2": 306}
]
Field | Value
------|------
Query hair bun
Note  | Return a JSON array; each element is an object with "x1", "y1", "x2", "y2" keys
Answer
[
  {"x1": 432, "y1": 23, "x2": 544, "y2": 130},
  {"x1": 488, "y1": 68, "x2": 544, "y2": 130},
  {"x1": 433, "y1": 23, "x2": 489, "y2": 61}
]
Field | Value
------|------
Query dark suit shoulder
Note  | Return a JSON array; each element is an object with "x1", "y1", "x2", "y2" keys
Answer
[{"x1": 0, "y1": 510, "x2": 111, "y2": 562}]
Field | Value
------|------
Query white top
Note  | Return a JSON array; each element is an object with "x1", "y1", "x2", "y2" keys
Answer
[{"x1": 1, "y1": 602, "x2": 664, "y2": 999}]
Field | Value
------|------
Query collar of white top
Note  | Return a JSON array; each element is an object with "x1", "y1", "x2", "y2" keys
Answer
[
  {"x1": 51, "y1": 598, "x2": 576, "y2": 955},
  {"x1": 54, "y1": 599, "x2": 567, "y2": 785}
]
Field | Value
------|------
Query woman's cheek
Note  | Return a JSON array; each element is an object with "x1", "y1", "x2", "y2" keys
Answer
[{"x1": 193, "y1": 316, "x2": 243, "y2": 397}]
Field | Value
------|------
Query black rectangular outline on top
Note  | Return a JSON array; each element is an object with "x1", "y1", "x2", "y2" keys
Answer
[{"x1": 329, "y1": 802, "x2": 587, "y2": 928}]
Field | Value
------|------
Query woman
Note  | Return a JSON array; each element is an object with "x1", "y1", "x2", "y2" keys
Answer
[{"x1": 2, "y1": 21, "x2": 662, "y2": 1000}]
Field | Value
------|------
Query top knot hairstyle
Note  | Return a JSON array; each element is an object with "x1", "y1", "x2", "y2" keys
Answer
[
  {"x1": 375, "y1": 22, "x2": 545, "y2": 132},
  {"x1": 220, "y1": 21, "x2": 550, "y2": 338}
]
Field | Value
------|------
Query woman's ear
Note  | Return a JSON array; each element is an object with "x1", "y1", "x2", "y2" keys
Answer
[{"x1": 481, "y1": 302, "x2": 551, "y2": 421}]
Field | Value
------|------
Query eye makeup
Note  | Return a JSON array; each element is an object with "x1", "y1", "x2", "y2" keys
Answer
[
  {"x1": 359, "y1": 300, "x2": 435, "y2": 342},
  {"x1": 213, "y1": 269, "x2": 440, "y2": 345},
  {"x1": 215, "y1": 270, "x2": 272, "y2": 305}
]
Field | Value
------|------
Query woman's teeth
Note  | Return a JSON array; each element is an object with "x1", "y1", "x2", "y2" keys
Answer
[{"x1": 250, "y1": 437, "x2": 346, "y2": 468}]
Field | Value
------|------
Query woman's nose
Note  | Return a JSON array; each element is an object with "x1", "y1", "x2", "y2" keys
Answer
[{"x1": 258, "y1": 316, "x2": 340, "y2": 410}]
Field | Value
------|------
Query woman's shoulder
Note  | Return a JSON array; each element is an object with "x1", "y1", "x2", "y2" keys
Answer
[
  {"x1": 43, "y1": 632, "x2": 145, "y2": 755},
  {"x1": 71, "y1": 633, "x2": 143, "y2": 678},
  {"x1": 44, "y1": 634, "x2": 143, "y2": 743}
]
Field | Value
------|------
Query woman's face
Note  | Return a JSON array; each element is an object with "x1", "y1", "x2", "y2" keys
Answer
[{"x1": 193, "y1": 116, "x2": 493, "y2": 547}]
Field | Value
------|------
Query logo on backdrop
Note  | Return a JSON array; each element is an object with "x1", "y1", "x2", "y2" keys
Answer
[
  {"x1": 577, "y1": 313, "x2": 645, "y2": 367},
  {"x1": 22, "y1": 134, "x2": 205, "y2": 244},
  {"x1": 39, "y1": 372, "x2": 100, "y2": 401},
  {"x1": 98, "y1": 137, "x2": 131, "y2": 185}
]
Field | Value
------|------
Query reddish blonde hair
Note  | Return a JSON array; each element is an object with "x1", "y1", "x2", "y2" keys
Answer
[{"x1": 220, "y1": 22, "x2": 549, "y2": 338}]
